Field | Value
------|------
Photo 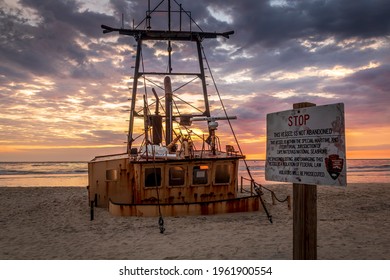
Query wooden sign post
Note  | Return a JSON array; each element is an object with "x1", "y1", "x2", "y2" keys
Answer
[
  {"x1": 265, "y1": 101, "x2": 346, "y2": 260},
  {"x1": 293, "y1": 182, "x2": 317, "y2": 259},
  {"x1": 293, "y1": 102, "x2": 317, "y2": 260}
]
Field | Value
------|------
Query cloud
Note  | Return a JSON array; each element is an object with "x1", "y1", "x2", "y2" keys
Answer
[
  {"x1": 202, "y1": 0, "x2": 390, "y2": 48},
  {"x1": 0, "y1": 0, "x2": 117, "y2": 81},
  {"x1": 0, "y1": 0, "x2": 389, "y2": 160}
]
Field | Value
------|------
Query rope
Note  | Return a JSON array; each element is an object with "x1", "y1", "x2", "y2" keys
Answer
[
  {"x1": 201, "y1": 44, "x2": 291, "y2": 223},
  {"x1": 201, "y1": 45, "x2": 248, "y2": 168},
  {"x1": 173, "y1": 76, "x2": 200, "y2": 92},
  {"x1": 139, "y1": 58, "x2": 165, "y2": 233},
  {"x1": 261, "y1": 184, "x2": 290, "y2": 203},
  {"x1": 151, "y1": 150, "x2": 165, "y2": 234},
  {"x1": 254, "y1": 184, "x2": 272, "y2": 224}
]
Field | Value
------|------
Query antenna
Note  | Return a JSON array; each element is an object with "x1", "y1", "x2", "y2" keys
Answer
[{"x1": 146, "y1": 0, "x2": 151, "y2": 29}]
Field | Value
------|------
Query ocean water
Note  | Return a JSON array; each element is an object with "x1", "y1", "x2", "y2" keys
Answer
[
  {"x1": 0, "y1": 162, "x2": 88, "y2": 187},
  {"x1": 239, "y1": 159, "x2": 390, "y2": 185},
  {"x1": 0, "y1": 160, "x2": 389, "y2": 187}
]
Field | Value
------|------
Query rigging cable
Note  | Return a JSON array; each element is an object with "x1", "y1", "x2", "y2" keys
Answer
[
  {"x1": 140, "y1": 44, "x2": 165, "y2": 234},
  {"x1": 201, "y1": 44, "x2": 290, "y2": 223},
  {"x1": 148, "y1": 113, "x2": 165, "y2": 234},
  {"x1": 153, "y1": 158, "x2": 165, "y2": 234}
]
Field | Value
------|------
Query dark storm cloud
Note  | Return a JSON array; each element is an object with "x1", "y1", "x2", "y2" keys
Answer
[
  {"x1": 186, "y1": 0, "x2": 390, "y2": 91},
  {"x1": 2, "y1": 0, "x2": 388, "y2": 79},
  {"x1": 303, "y1": 0, "x2": 390, "y2": 38},
  {"x1": 0, "y1": 0, "x2": 115, "y2": 80},
  {"x1": 188, "y1": 0, "x2": 390, "y2": 47},
  {"x1": 20, "y1": 0, "x2": 116, "y2": 37}
]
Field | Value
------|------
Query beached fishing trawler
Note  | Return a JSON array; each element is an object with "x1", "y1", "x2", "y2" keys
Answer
[{"x1": 88, "y1": 0, "x2": 274, "y2": 220}]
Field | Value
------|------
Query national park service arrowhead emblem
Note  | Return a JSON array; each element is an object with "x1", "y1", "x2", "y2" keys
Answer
[{"x1": 325, "y1": 154, "x2": 344, "y2": 180}]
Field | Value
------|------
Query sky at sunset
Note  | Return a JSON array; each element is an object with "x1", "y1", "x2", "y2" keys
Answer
[{"x1": 1, "y1": 0, "x2": 390, "y2": 161}]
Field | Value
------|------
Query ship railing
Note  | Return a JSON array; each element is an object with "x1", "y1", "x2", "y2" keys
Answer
[
  {"x1": 240, "y1": 176, "x2": 255, "y2": 195},
  {"x1": 239, "y1": 176, "x2": 291, "y2": 210}
]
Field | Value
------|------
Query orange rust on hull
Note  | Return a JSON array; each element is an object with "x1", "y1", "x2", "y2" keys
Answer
[{"x1": 109, "y1": 196, "x2": 260, "y2": 217}]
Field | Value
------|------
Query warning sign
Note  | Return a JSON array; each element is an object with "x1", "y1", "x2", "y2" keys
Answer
[{"x1": 265, "y1": 103, "x2": 346, "y2": 186}]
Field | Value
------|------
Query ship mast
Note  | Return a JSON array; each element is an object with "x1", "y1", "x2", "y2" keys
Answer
[{"x1": 101, "y1": 0, "x2": 234, "y2": 153}]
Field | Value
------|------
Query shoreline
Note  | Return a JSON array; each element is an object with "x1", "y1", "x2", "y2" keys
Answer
[{"x1": 0, "y1": 183, "x2": 389, "y2": 260}]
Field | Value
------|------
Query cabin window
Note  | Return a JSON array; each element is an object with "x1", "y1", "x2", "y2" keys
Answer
[
  {"x1": 169, "y1": 166, "x2": 185, "y2": 187},
  {"x1": 192, "y1": 165, "x2": 208, "y2": 185},
  {"x1": 215, "y1": 164, "x2": 230, "y2": 184},
  {"x1": 144, "y1": 167, "x2": 161, "y2": 187},
  {"x1": 106, "y1": 169, "x2": 118, "y2": 181}
]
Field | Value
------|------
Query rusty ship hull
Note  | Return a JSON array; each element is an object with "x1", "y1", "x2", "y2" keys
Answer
[{"x1": 88, "y1": 0, "x2": 266, "y2": 218}]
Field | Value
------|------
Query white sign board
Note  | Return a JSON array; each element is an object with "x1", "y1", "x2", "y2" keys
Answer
[{"x1": 265, "y1": 103, "x2": 346, "y2": 186}]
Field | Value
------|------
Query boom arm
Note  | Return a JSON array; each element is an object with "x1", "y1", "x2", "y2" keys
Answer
[{"x1": 101, "y1": 25, "x2": 234, "y2": 41}]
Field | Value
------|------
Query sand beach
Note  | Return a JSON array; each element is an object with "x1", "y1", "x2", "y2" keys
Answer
[{"x1": 0, "y1": 183, "x2": 389, "y2": 260}]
